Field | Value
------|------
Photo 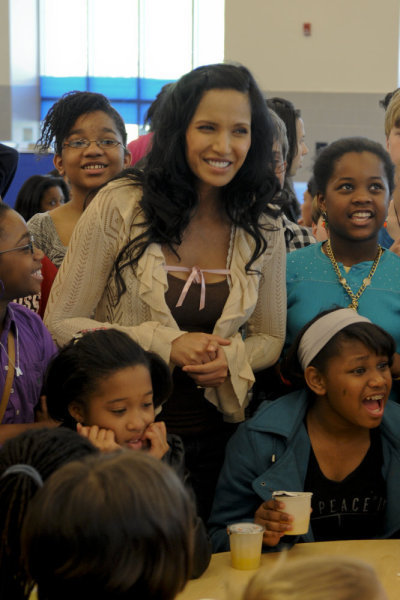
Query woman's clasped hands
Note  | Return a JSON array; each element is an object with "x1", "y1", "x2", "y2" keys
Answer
[{"x1": 171, "y1": 332, "x2": 231, "y2": 388}]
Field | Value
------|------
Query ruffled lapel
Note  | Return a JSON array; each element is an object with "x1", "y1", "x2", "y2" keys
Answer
[
  {"x1": 135, "y1": 218, "x2": 278, "y2": 335},
  {"x1": 213, "y1": 226, "x2": 263, "y2": 337},
  {"x1": 136, "y1": 243, "x2": 178, "y2": 327}
]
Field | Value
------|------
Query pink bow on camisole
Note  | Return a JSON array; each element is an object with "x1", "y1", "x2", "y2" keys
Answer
[{"x1": 164, "y1": 265, "x2": 231, "y2": 310}]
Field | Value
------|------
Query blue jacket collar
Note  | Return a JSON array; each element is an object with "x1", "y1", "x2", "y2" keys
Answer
[
  {"x1": 248, "y1": 389, "x2": 309, "y2": 438},
  {"x1": 248, "y1": 389, "x2": 400, "y2": 449}
]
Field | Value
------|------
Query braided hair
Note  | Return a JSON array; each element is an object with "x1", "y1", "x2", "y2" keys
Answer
[
  {"x1": 36, "y1": 91, "x2": 127, "y2": 155},
  {"x1": 0, "y1": 427, "x2": 97, "y2": 600}
]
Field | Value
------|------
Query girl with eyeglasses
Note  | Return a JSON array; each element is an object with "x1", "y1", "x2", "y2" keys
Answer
[
  {"x1": 44, "y1": 63, "x2": 286, "y2": 521},
  {"x1": 28, "y1": 91, "x2": 131, "y2": 268},
  {"x1": 0, "y1": 202, "x2": 56, "y2": 445}
]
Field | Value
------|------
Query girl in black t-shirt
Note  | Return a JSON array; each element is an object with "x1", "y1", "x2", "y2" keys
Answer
[
  {"x1": 260, "y1": 308, "x2": 394, "y2": 546},
  {"x1": 209, "y1": 307, "x2": 400, "y2": 551}
]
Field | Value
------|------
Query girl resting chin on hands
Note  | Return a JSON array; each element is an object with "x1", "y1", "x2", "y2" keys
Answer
[{"x1": 44, "y1": 327, "x2": 212, "y2": 578}]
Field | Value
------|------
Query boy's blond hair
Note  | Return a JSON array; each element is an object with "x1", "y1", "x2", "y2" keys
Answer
[
  {"x1": 385, "y1": 89, "x2": 400, "y2": 137},
  {"x1": 243, "y1": 555, "x2": 385, "y2": 600}
]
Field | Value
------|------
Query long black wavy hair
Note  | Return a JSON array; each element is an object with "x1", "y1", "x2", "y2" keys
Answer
[{"x1": 112, "y1": 63, "x2": 280, "y2": 301}]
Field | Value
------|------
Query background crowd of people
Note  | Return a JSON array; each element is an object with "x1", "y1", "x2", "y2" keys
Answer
[{"x1": 0, "y1": 61, "x2": 398, "y2": 599}]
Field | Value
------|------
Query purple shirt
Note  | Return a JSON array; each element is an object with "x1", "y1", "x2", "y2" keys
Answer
[{"x1": 0, "y1": 303, "x2": 57, "y2": 424}]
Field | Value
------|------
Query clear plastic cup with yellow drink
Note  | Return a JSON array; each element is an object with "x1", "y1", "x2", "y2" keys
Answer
[{"x1": 227, "y1": 522, "x2": 264, "y2": 570}]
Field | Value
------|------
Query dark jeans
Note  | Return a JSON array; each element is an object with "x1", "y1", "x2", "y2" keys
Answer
[{"x1": 181, "y1": 422, "x2": 238, "y2": 523}]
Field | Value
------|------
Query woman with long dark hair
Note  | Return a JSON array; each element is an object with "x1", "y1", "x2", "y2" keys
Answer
[{"x1": 45, "y1": 63, "x2": 286, "y2": 519}]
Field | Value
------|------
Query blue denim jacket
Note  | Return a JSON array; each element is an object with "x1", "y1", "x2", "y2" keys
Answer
[{"x1": 209, "y1": 390, "x2": 400, "y2": 552}]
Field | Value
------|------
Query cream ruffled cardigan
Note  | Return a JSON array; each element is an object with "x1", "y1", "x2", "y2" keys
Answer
[{"x1": 44, "y1": 178, "x2": 287, "y2": 422}]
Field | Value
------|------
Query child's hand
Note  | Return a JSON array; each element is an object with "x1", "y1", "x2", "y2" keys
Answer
[
  {"x1": 77, "y1": 423, "x2": 122, "y2": 453},
  {"x1": 254, "y1": 498, "x2": 293, "y2": 547},
  {"x1": 143, "y1": 421, "x2": 169, "y2": 459}
]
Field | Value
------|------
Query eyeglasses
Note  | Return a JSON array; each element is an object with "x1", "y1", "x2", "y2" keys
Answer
[
  {"x1": 0, "y1": 236, "x2": 34, "y2": 256},
  {"x1": 62, "y1": 138, "x2": 124, "y2": 150}
]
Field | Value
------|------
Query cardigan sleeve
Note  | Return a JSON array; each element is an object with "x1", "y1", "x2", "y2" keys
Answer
[
  {"x1": 44, "y1": 181, "x2": 184, "y2": 358},
  {"x1": 243, "y1": 222, "x2": 286, "y2": 371},
  {"x1": 205, "y1": 222, "x2": 287, "y2": 421}
]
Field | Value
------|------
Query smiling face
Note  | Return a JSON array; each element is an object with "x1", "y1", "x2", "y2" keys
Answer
[
  {"x1": 185, "y1": 88, "x2": 251, "y2": 197},
  {"x1": 288, "y1": 117, "x2": 308, "y2": 176},
  {"x1": 310, "y1": 340, "x2": 391, "y2": 431},
  {"x1": 0, "y1": 210, "x2": 43, "y2": 301},
  {"x1": 40, "y1": 185, "x2": 65, "y2": 212},
  {"x1": 319, "y1": 151, "x2": 390, "y2": 244},
  {"x1": 69, "y1": 365, "x2": 155, "y2": 451},
  {"x1": 53, "y1": 110, "x2": 131, "y2": 201}
]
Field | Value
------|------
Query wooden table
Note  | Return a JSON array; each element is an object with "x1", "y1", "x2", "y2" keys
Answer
[{"x1": 177, "y1": 540, "x2": 400, "y2": 600}]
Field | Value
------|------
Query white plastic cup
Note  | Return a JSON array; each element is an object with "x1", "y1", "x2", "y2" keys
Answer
[
  {"x1": 272, "y1": 491, "x2": 313, "y2": 535},
  {"x1": 227, "y1": 522, "x2": 264, "y2": 570}
]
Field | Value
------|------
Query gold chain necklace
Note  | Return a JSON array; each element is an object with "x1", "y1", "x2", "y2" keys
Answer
[{"x1": 325, "y1": 240, "x2": 383, "y2": 311}]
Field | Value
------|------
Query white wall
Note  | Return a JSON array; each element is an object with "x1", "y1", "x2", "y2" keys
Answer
[
  {"x1": 0, "y1": 1, "x2": 10, "y2": 86},
  {"x1": 9, "y1": 0, "x2": 40, "y2": 144},
  {"x1": 225, "y1": 0, "x2": 400, "y2": 93},
  {"x1": 1, "y1": 0, "x2": 399, "y2": 148},
  {"x1": 0, "y1": 0, "x2": 39, "y2": 143},
  {"x1": 0, "y1": 0, "x2": 11, "y2": 138}
]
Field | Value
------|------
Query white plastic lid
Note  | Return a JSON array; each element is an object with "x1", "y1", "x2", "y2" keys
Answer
[
  {"x1": 227, "y1": 522, "x2": 264, "y2": 534},
  {"x1": 272, "y1": 491, "x2": 313, "y2": 497}
]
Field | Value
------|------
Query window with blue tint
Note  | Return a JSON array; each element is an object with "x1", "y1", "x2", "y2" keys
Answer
[{"x1": 39, "y1": 0, "x2": 224, "y2": 138}]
